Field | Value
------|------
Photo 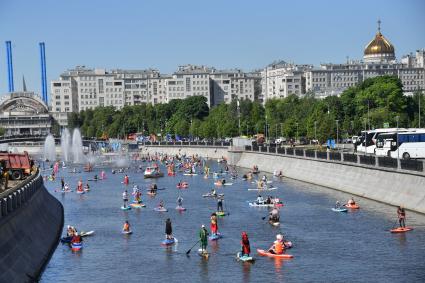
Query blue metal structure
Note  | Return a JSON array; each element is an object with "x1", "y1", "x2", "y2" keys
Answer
[
  {"x1": 39, "y1": 42, "x2": 47, "y2": 104},
  {"x1": 5, "y1": 41, "x2": 14, "y2": 92}
]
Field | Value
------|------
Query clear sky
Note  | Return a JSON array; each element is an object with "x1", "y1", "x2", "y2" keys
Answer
[{"x1": 0, "y1": 0, "x2": 424, "y2": 96}]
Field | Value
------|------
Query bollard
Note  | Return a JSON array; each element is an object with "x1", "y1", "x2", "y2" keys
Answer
[
  {"x1": 1, "y1": 198, "x2": 7, "y2": 217},
  {"x1": 12, "y1": 192, "x2": 17, "y2": 209},
  {"x1": 7, "y1": 195, "x2": 13, "y2": 213},
  {"x1": 16, "y1": 190, "x2": 21, "y2": 207},
  {"x1": 375, "y1": 156, "x2": 379, "y2": 168}
]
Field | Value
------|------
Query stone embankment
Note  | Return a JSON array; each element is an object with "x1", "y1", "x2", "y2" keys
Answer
[{"x1": 0, "y1": 171, "x2": 64, "y2": 282}]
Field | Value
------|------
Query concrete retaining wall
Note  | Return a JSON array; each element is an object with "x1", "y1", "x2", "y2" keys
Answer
[
  {"x1": 143, "y1": 146, "x2": 229, "y2": 160},
  {"x1": 0, "y1": 174, "x2": 64, "y2": 282},
  {"x1": 236, "y1": 152, "x2": 425, "y2": 214}
]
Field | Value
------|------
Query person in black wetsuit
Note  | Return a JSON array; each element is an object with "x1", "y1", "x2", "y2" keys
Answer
[{"x1": 165, "y1": 218, "x2": 173, "y2": 239}]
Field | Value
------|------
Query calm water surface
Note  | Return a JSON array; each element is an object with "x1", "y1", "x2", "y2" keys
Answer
[{"x1": 41, "y1": 160, "x2": 425, "y2": 282}]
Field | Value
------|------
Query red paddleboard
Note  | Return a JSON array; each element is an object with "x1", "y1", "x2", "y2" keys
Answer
[
  {"x1": 257, "y1": 249, "x2": 293, "y2": 259},
  {"x1": 390, "y1": 227, "x2": 413, "y2": 233}
]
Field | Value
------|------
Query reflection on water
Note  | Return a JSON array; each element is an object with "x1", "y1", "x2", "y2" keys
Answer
[{"x1": 41, "y1": 161, "x2": 425, "y2": 282}]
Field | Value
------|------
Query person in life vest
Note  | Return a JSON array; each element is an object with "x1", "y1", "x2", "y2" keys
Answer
[
  {"x1": 240, "y1": 232, "x2": 251, "y2": 257},
  {"x1": 165, "y1": 218, "x2": 173, "y2": 239},
  {"x1": 123, "y1": 221, "x2": 131, "y2": 232},
  {"x1": 268, "y1": 234, "x2": 284, "y2": 255},
  {"x1": 210, "y1": 213, "x2": 218, "y2": 235},
  {"x1": 199, "y1": 224, "x2": 209, "y2": 253},
  {"x1": 123, "y1": 175, "x2": 129, "y2": 185},
  {"x1": 122, "y1": 190, "x2": 129, "y2": 208},
  {"x1": 77, "y1": 179, "x2": 83, "y2": 192},
  {"x1": 397, "y1": 206, "x2": 406, "y2": 228},
  {"x1": 71, "y1": 232, "x2": 82, "y2": 244},
  {"x1": 347, "y1": 197, "x2": 356, "y2": 206}
]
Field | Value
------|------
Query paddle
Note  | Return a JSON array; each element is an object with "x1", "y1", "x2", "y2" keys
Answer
[{"x1": 186, "y1": 240, "x2": 200, "y2": 255}]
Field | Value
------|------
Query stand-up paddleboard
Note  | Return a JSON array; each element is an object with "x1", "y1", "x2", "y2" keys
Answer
[
  {"x1": 236, "y1": 252, "x2": 254, "y2": 262},
  {"x1": 390, "y1": 227, "x2": 413, "y2": 233},
  {"x1": 183, "y1": 173, "x2": 198, "y2": 176},
  {"x1": 154, "y1": 207, "x2": 168, "y2": 212},
  {"x1": 130, "y1": 203, "x2": 146, "y2": 208},
  {"x1": 257, "y1": 249, "x2": 293, "y2": 259},
  {"x1": 122, "y1": 230, "x2": 132, "y2": 235},
  {"x1": 161, "y1": 237, "x2": 178, "y2": 246},
  {"x1": 176, "y1": 206, "x2": 186, "y2": 211},
  {"x1": 216, "y1": 211, "x2": 226, "y2": 217},
  {"x1": 209, "y1": 233, "x2": 223, "y2": 241},
  {"x1": 269, "y1": 221, "x2": 280, "y2": 227},
  {"x1": 332, "y1": 208, "x2": 348, "y2": 213},
  {"x1": 76, "y1": 190, "x2": 85, "y2": 194},
  {"x1": 223, "y1": 183, "x2": 233, "y2": 186},
  {"x1": 198, "y1": 248, "x2": 209, "y2": 259},
  {"x1": 121, "y1": 206, "x2": 131, "y2": 211}
]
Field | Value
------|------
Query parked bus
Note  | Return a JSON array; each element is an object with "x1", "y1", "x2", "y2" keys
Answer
[
  {"x1": 388, "y1": 130, "x2": 425, "y2": 160},
  {"x1": 354, "y1": 128, "x2": 407, "y2": 154}
]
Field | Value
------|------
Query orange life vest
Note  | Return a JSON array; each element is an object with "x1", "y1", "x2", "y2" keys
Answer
[{"x1": 274, "y1": 241, "x2": 284, "y2": 254}]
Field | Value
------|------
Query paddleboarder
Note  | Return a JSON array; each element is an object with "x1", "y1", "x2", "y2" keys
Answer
[
  {"x1": 122, "y1": 190, "x2": 129, "y2": 208},
  {"x1": 397, "y1": 206, "x2": 406, "y2": 228},
  {"x1": 165, "y1": 218, "x2": 173, "y2": 239},
  {"x1": 199, "y1": 225, "x2": 209, "y2": 253},
  {"x1": 241, "y1": 232, "x2": 251, "y2": 257},
  {"x1": 210, "y1": 213, "x2": 218, "y2": 235}
]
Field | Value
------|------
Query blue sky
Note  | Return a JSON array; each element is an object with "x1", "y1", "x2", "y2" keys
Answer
[{"x1": 0, "y1": 0, "x2": 424, "y2": 96}]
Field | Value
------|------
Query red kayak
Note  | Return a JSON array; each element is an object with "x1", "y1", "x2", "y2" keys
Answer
[
  {"x1": 390, "y1": 227, "x2": 413, "y2": 233},
  {"x1": 257, "y1": 249, "x2": 293, "y2": 259}
]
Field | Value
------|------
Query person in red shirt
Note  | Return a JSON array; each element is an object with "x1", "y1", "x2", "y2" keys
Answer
[{"x1": 241, "y1": 232, "x2": 251, "y2": 257}]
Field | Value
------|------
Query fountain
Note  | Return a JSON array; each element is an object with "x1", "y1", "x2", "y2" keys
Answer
[
  {"x1": 71, "y1": 128, "x2": 85, "y2": 163},
  {"x1": 43, "y1": 134, "x2": 56, "y2": 161},
  {"x1": 60, "y1": 128, "x2": 71, "y2": 162}
]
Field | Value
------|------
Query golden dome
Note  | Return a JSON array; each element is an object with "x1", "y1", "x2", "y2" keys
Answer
[
  {"x1": 364, "y1": 31, "x2": 395, "y2": 56},
  {"x1": 363, "y1": 21, "x2": 395, "y2": 62}
]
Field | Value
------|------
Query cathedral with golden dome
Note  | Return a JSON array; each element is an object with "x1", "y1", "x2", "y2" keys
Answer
[
  {"x1": 363, "y1": 20, "x2": 395, "y2": 62},
  {"x1": 302, "y1": 20, "x2": 424, "y2": 98}
]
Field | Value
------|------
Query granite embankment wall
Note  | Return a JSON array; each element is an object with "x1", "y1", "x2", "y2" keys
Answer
[
  {"x1": 143, "y1": 146, "x2": 228, "y2": 160},
  {"x1": 0, "y1": 172, "x2": 64, "y2": 282},
  {"x1": 235, "y1": 151, "x2": 425, "y2": 214}
]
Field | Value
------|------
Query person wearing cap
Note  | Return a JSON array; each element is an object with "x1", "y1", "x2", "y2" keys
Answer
[
  {"x1": 240, "y1": 232, "x2": 251, "y2": 257},
  {"x1": 268, "y1": 234, "x2": 284, "y2": 255},
  {"x1": 165, "y1": 218, "x2": 173, "y2": 239},
  {"x1": 122, "y1": 190, "x2": 129, "y2": 208},
  {"x1": 199, "y1": 225, "x2": 209, "y2": 253}
]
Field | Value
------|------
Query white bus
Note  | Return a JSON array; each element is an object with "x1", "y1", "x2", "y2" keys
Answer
[
  {"x1": 389, "y1": 130, "x2": 425, "y2": 160},
  {"x1": 355, "y1": 128, "x2": 407, "y2": 154}
]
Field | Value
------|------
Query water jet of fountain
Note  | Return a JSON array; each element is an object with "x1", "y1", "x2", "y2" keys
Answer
[
  {"x1": 43, "y1": 134, "x2": 56, "y2": 161},
  {"x1": 61, "y1": 128, "x2": 71, "y2": 162},
  {"x1": 71, "y1": 128, "x2": 85, "y2": 163}
]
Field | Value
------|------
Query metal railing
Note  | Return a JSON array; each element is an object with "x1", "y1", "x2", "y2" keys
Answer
[{"x1": 245, "y1": 146, "x2": 425, "y2": 175}]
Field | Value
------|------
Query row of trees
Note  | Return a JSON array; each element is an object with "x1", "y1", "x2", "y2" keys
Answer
[{"x1": 67, "y1": 76, "x2": 424, "y2": 143}]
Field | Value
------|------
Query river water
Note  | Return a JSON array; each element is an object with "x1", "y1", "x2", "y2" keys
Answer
[{"x1": 41, "y1": 160, "x2": 425, "y2": 282}]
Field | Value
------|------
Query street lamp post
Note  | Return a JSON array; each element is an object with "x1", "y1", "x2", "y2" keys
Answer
[
  {"x1": 265, "y1": 114, "x2": 268, "y2": 143},
  {"x1": 336, "y1": 120, "x2": 339, "y2": 150},
  {"x1": 314, "y1": 121, "x2": 317, "y2": 144},
  {"x1": 237, "y1": 99, "x2": 241, "y2": 137},
  {"x1": 295, "y1": 122, "x2": 299, "y2": 144},
  {"x1": 363, "y1": 118, "x2": 367, "y2": 156},
  {"x1": 396, "y1": 115, "x2": 400, "y2": 162},
  {"x1": 280, "y1": 123, "x2": 283, "y2": 138}
]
